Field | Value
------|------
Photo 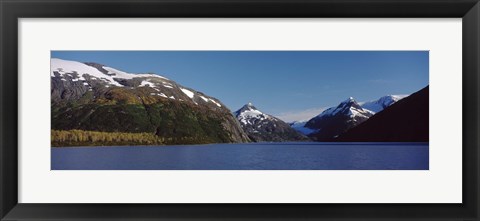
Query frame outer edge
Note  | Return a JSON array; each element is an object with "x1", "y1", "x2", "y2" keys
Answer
[
  {"x1": 0, "y1": 0, "x2": 3, "y2": 217},
  {"x1": 0, "y1": 1, "x2": 6, "y2": 220},
  {"x1": 476, "y1": 4, "x2": 480, "y2": 221},
  {"x1": 463, "y1": 2, "x2": 480, "y2": 220},
  {"x1": 476, "y1": 3, "x2": 480, "y2": 220},
  {"x1": 1, "y1": 0, "x2": 19, "y2": 220},
  {"x1": 473, "y1": 3, "x2": 479, "y2": 220},
  {"x1": 1, "y1": 0, "x2": 480, "y2": 220}
]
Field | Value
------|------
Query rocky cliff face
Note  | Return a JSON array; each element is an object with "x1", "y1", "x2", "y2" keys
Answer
[{"x1": 51, "y1": 58, "x2": 250, "y2": 144}]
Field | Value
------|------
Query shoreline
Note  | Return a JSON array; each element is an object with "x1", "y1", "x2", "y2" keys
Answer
[{"x1": 52, "y1": 141, "x2": 429, "y2": 148}]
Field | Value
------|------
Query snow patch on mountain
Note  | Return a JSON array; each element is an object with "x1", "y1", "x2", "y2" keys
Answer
[
  {"x1": 103, "y1": 66, "x2": 168, "y2": 80},
  {"x1": 180, "y1": 88, "x2": 195, "y2": 98},
  {"x1": 235, "y1": 103, "x2": 270, "y2": 125},
  {"x1": 51, "y1": 58, "x2": 123, "y2": 87},
  {"x1": 52, "y1": 58, "x2": 228, "y2": 111},
  {"x1": 103, "y1": 66, "x2": 137, "y2": 79},
  {"x1": 199, "y1": 95, "x2": 209, "y2": 102},
  {"x1": 139, "y1": 80, "x2": 156, "y2": 87},
  {"x1": 209, "y1": 99, "x2": 222, "y2": 107},
  {"x1": 52, "y1": 58, "x2": 171, "y2": 88},
  {"x1": 237, "y1": 109, "x2": 266, "y2": 125},
  {"x1": 359, "y1": 95, "x2": 408, "y2": 113}
]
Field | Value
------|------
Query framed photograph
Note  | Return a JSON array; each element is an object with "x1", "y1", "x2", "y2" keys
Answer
[
  {"x1": 1, "y1": 0, "x2": 479, "y2": 220},
  {"x1": 49, "y1": 50, "x2": 429, "y2": 170}
]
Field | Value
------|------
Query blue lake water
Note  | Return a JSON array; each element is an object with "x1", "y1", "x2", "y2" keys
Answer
[{"x1": 51, "y1": 142, "x2": 428, "y2": 170}]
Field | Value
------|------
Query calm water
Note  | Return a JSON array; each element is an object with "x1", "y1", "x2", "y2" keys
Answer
[{"x1": 51, "y1": 142, "x2": 429, "y2": 170}]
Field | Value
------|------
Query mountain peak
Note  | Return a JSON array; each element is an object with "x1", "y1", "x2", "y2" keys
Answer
[
  {"x1": 313, "y1": 96, "x2": 369, "y2": 120},
  {"x1": 236, "y1": 102, "x2": 259, "y2": 115},
  {"x1": 244, "y1": 102, "x2": 256, "y2": 110},
  {"x1": 234, "y1": 104, "x2": 267, "y2": 125},
  {"x1": 234, "y1": 103, "x2": 308, "y2": 142},
  {"x1": 338, "y1": 97, "x2": 362, "y2": 110},
  {"x1": 340, "y1": 97, "x2": 357, "y2": 104}
]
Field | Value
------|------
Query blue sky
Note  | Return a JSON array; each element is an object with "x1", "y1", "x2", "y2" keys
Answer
[{"x1": 51, "y1": 51, "x2": 429, "y2": 122}]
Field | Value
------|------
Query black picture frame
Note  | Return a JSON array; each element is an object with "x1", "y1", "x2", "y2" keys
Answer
[{"x1": 1, "y1": 0, "x2": 479, "y2": 220}]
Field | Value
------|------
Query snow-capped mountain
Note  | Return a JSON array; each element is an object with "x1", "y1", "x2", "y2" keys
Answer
[
  {"x1": 235, "y1": 103, "x2": 268, "y2": 125},
  {"x1": 51, "y1": 58, "x2": 224, "y2": 109},
  {"x1": 290, "y1": 94, "x2": 409, "y2": 138},
  {"x1": 51, "y1": 58, "x2": 250, "y2": 145},
  {"x1": 360, "y1": 95, "x2": 408, "y2": 113},
  {"x1": 303, "y1": 97, "x2": 374, "y2": 141},
  {"x1": 234, "y1": 103, "x2": 308, "y2": 142},
  {"x1": 313, "y1": 97, "x2": 374, "y2": 119}
]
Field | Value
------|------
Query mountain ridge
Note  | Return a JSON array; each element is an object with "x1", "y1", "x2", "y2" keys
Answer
[{"x1": 359, "y1": 95, "x2": 408, "y2": 113}]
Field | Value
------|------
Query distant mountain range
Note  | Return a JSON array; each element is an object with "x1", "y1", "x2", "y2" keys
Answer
[
  {"x1": 51, "y1": 58, "x2": 428, "y2": 146},
  {"x1": 291, "y1": 94, "x2": 411, "y2": 141},
  {"x1": 336, "y1": 86, "x2": 429, "y2": 142}
]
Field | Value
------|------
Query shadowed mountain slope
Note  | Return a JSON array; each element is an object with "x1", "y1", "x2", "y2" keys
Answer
[{"x1": 336, "y1": 86, "x2": 429, "y2": 142}]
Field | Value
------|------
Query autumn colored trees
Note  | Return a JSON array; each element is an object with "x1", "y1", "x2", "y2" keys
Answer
[{"x1": 51, "y1": 130, "x2": 218, "y2": 147}]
